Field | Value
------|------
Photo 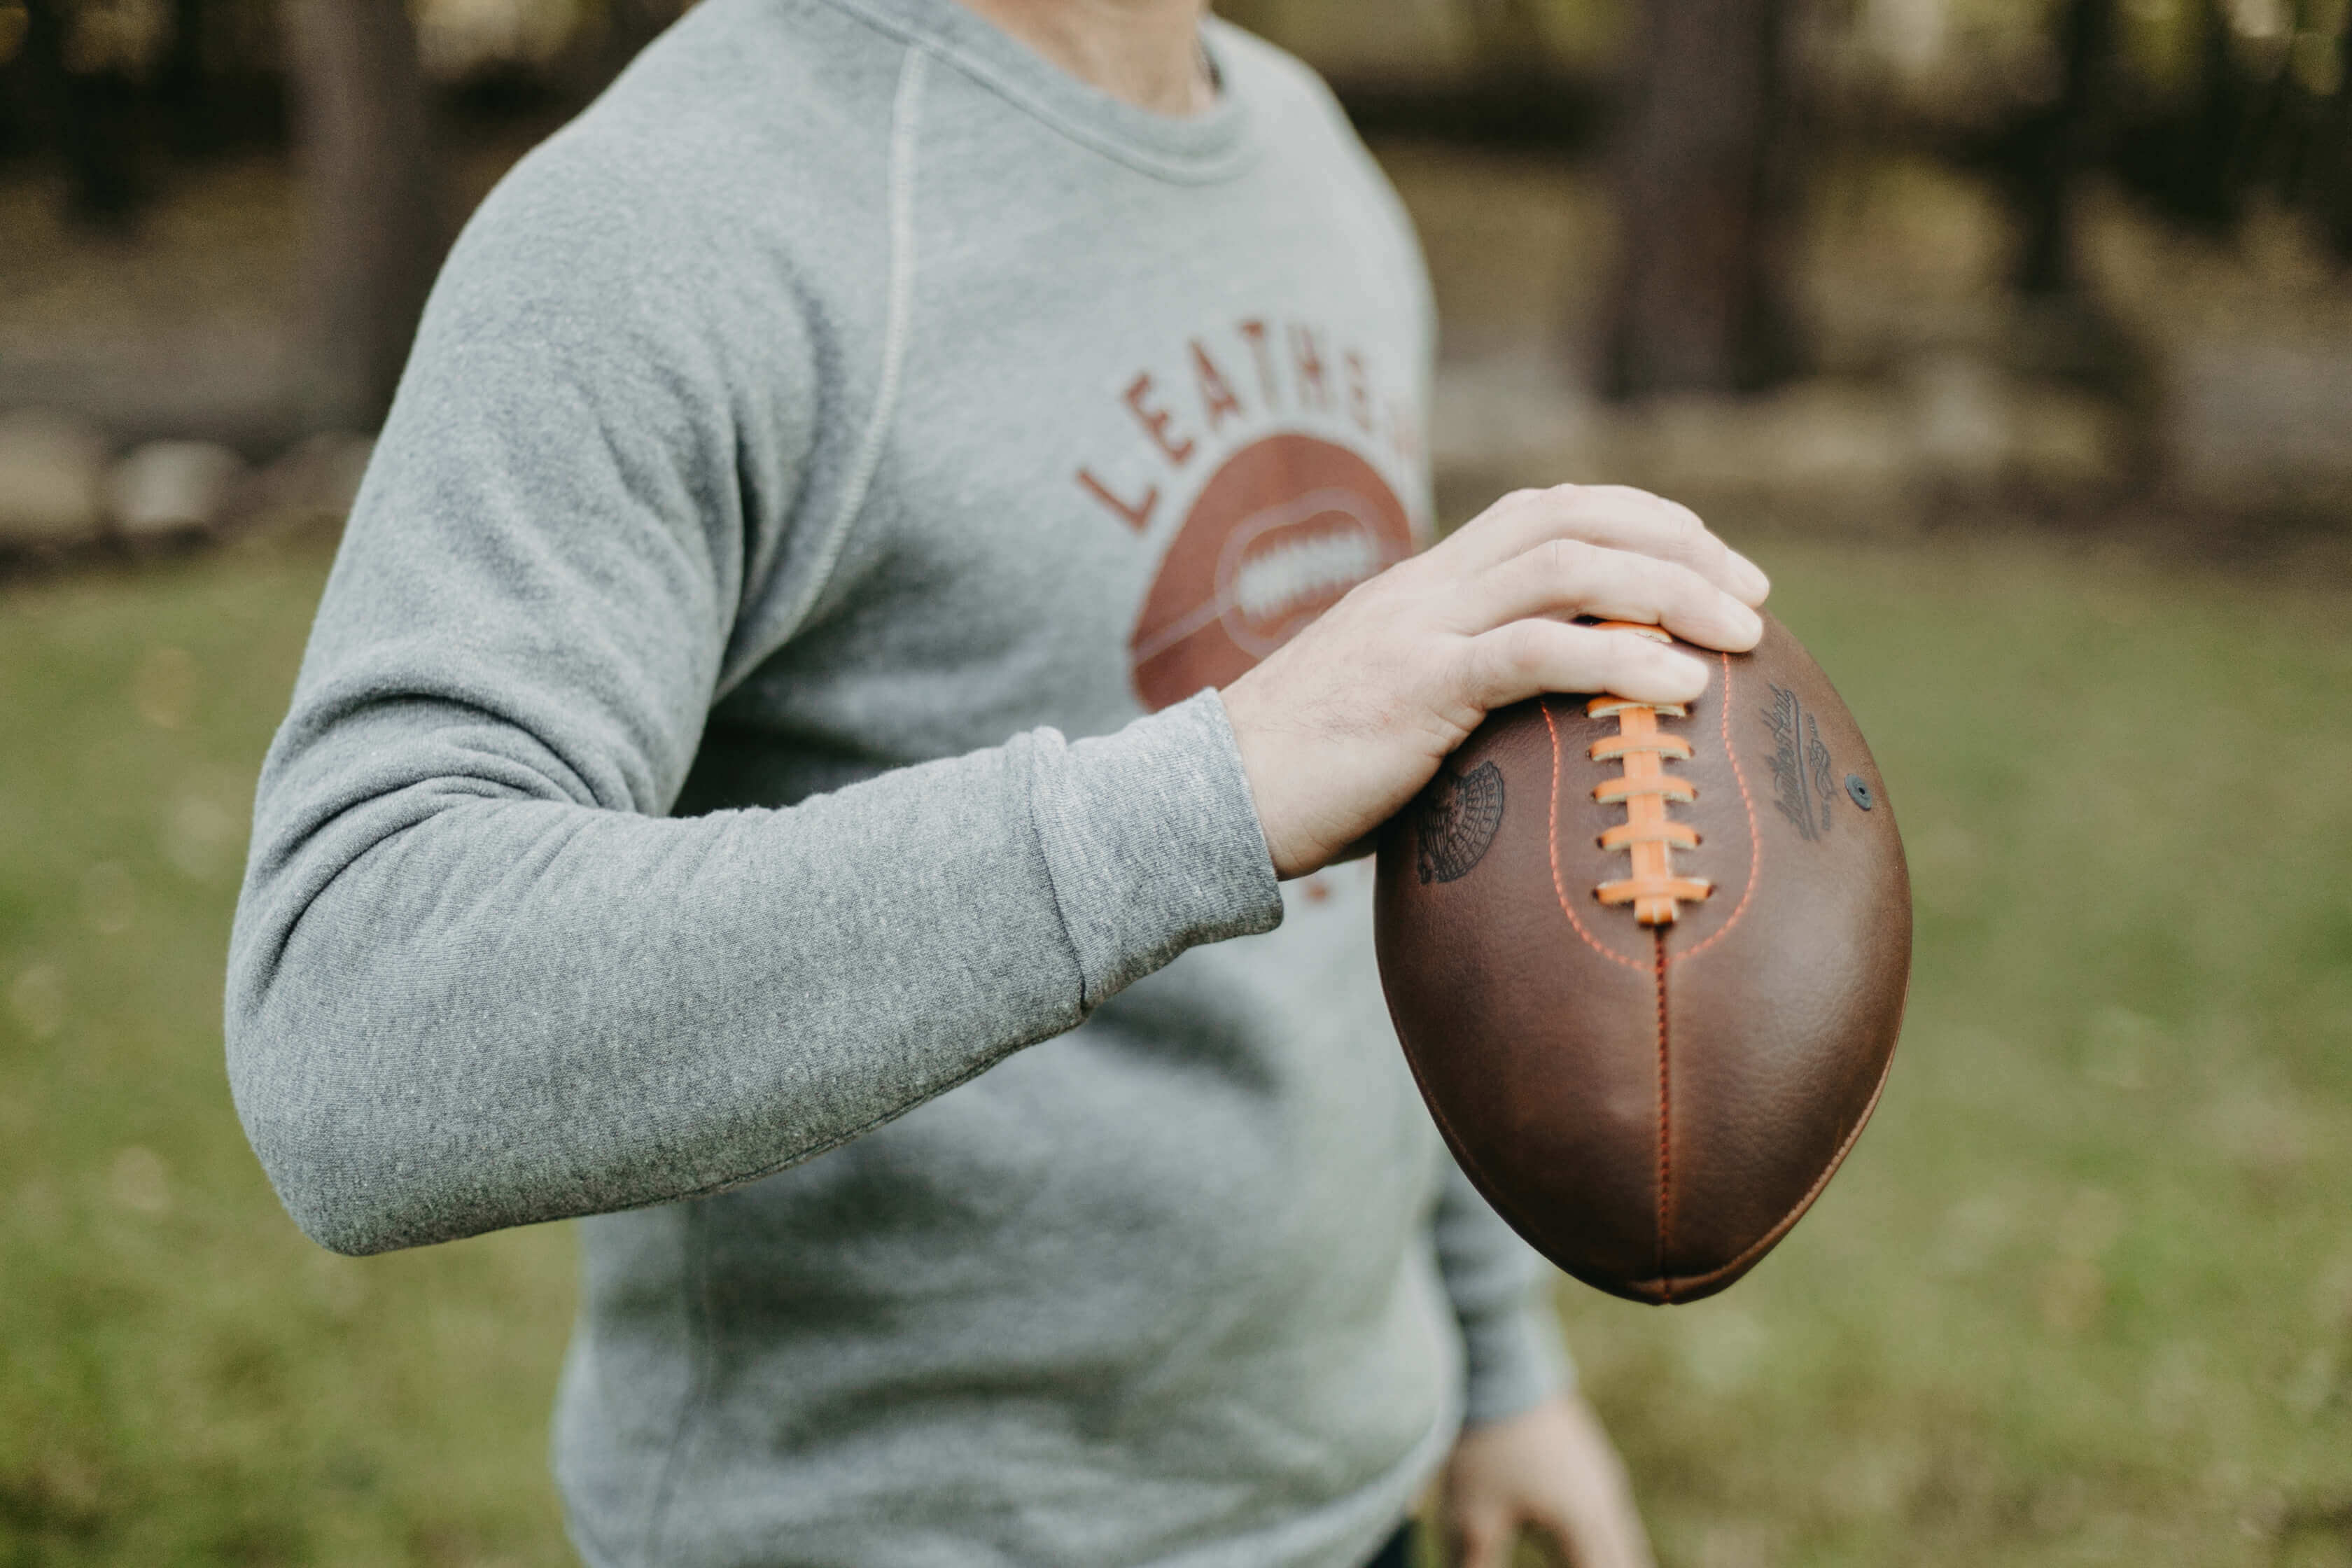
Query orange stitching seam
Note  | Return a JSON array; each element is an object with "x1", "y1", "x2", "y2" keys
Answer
[
  {"x1": 1542, "y1": 701, "x2": 1648, "y2": 975},
  {"x1": 1674, "y1": 650, "x2": 1760, "y2": 967},
  {"x1": 1653, "y1": 930, "x2": 1673, "y2": 1302},
  {"x1": 1625, "y1": 1036, "x2": 1899, "y2": 1300}
]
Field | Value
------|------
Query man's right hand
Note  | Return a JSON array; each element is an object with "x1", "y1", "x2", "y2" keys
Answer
[{"x1": 1219, "y1": 484, "x2": 1770, "y2": 881}]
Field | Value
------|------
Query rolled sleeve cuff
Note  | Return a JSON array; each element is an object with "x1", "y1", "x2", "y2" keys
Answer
[{"x1": 1026, "y1": 689, "x2": 1284, "y2": 1007}]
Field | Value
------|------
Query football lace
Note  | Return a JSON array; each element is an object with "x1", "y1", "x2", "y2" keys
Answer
[{"x1": 1586, "y1": 623, "x2": 1714, "y2": 926}]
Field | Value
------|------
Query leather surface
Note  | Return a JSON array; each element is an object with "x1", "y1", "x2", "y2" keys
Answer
[{"x1": 1374, "y1": 615, "x2": 1912, "y2": 1304}]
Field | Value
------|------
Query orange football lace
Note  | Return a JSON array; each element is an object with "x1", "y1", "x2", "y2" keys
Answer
[{"x1": 1586, "y1": 622, "x2": 1713, "y2": 926}]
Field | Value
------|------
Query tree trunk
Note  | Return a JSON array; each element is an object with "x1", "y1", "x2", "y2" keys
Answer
[
  {"x1": 20, "y1": 0, "x2": 147, "y2": 226},
  {"x1": 2001, "y1": 0, "x2": 2153, "y2": 398},
  {"x1": 161, "y1": 0, "x2": 214, "y2": 152},
  {"x1": 1463, "y1": 0, "x2": 1549, "y2": 83},
  {"x1": 595, "y1": 0, "x2": 686, "y2": 85},
  {"x1": 1602, "y1": 0, "x2": 1802, "y2": 400},
  {"x1": 2015, "y1": 0, "x2": 2118, "y2": 298},
  {"x1": 281, "y1": 0, "x2": 445, "y2": 433},
  {"x1": 2328, "y1": 13, "x2": 2352, "y2": 262}
]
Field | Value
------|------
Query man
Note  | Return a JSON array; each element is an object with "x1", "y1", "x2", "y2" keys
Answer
[{"x1": 226, "y1": 1, "x2": 1769, "y2": 1564}]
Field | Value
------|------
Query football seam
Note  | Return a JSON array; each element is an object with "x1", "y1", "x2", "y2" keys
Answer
[
  {"x1": 1636, "y1": 1037, "x2": 1899, "y2": 1302},
  {"x1": 1653, "y1": 930, "x2": 1673, "y2": 1302},
  {"x1": 1400, "y1": 1016, "x2": 1893, "y2": 1308}
]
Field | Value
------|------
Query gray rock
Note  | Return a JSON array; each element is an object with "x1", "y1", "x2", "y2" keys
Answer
[
  {"x1": 106, "y1": 440, "x2": 248, "y2": 537},
  {"x1": 1904, "y1": 351, "x2": 2008, "y2": 486},
  {"x1": 0, "y1": 409, "x2": 108, "y2": 545},
  {"x1": 2169, "y1": 338, "x2": 2352, "y2": 500},
  {"x1": 2010, "y1": 383, "x2": 2129, "y2": 491},
  {"x1": 248, "y1": 432, "x2": 376, "y2": 529},
  {"x1": 1626, "y1": 382, "x2": 1914, "y2": 507}
]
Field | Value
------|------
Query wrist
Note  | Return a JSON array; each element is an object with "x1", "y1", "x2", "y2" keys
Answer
[{"x1": 1217, "y1": 680, "x2": 1309, "y2": 880}]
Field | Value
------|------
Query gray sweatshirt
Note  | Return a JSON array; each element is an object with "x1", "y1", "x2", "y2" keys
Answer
[{"x1": 225, "y1": 1, "x2": 1567, "y2": 1564}]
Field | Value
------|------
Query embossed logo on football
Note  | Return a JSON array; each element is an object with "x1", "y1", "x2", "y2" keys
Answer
[{"x1": 1373, "y1": 613, "x2": 1913, "y2": 1305}]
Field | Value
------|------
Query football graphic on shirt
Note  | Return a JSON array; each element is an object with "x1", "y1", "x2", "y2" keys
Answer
[{"x1": 1129, "y1": 434, "x2": 1415, "y2": 711}]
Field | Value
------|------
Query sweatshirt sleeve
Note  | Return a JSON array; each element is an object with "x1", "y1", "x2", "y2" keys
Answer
[
  {"x1": 223, "y1": 139, "x2": 1282, "y2": 1257},
  {"x1": 1434, "y1": 1154, "x2": 1574, "y2": 1427}
]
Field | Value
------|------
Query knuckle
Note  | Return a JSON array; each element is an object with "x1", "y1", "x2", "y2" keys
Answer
[
  {"x1": 1607, "y1": 552, "x2": 1672, "y2": 610},
  {"x1": 1477, "y1": 625, "x2": 1533, "y2": 681},
  {"x1": 1476, "y1": 622, "x2": 1542, "y2": 693},
  {"x1": 1447, "y1": 637, "x2": 1496, "y2": 709},
  {"x1": 1597, "y1": 483, "x2": 1662, "y2": 520},
  {"x1": 1669, "y1": 559, "x2": 1718, "y2": 608},
  {"x1": 1340, "y1": 559, "x2": 1400, "y2": 605},
  {"x1": 1600, "y1": 628, "x2": 1651, "y2": 683},
  {"x1": 1506, "y1": 617, "x2": 1557, "y2": 669},
  {"x1": 1541, "y1": 536, "x2": 1596, "y2": 584}
]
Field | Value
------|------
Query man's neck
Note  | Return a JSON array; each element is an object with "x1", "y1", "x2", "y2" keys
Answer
[{"x1": 952, "y1": 0, "x2": 1216, "y2": 116}]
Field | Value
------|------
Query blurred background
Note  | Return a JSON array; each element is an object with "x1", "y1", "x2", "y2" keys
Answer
[{"x1": 1, "y1": 1, "x2": 2349, "y2": 1564}]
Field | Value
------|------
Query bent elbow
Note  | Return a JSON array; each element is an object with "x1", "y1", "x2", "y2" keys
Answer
[
  {"x1": 232, "y1": 1086, "x2": 420, "y2": 1256},
  {"x1": 270, "y1": 1154, "x2": 414, "y2": 1258},
  {"x1": 226, "y1": 1012, "x2": 433, "y2": 1257}
]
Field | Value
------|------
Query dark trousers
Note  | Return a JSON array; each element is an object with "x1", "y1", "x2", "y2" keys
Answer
[{"x1": 1364, "y1": 1524, "x2": 1416, "y2": 1568}]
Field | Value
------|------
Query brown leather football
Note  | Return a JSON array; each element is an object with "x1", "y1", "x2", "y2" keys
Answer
[{"x1": 1374, "y1": 614, "x2": 1911, "y2": 1305}]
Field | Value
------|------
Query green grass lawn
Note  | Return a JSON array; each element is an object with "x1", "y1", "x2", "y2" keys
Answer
[
  {"x1": 2, "y1": 526, "x2": 2348, "y2": 1567},
  {"x1": 0, "y1": 533, "x2": 573, "y2": 1568}
]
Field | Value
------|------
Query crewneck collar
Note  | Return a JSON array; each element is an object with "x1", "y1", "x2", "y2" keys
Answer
[{"x1": 818, "y1": 0, "x2": 1261, "y2": 183}]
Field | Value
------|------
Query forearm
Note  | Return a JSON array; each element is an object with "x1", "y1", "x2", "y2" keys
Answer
[{"x1": 227, "y1": 693, "x2": 1278, "y2": 1254}]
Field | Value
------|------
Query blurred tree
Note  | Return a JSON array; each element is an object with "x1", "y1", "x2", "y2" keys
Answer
[
  {"x1": 158, "y1": 0, "x2": 217, "y2": 150},
  {"x1": 2110, "y1": 0, "x2": 2250, "y2": 236},
  {"x1": 2012, "y1": 0, "x2": 2117, "y2": 300},
  {"x1": 1991, "y1": 0, "x2": 2155, "y2": 397},
  {"x1": 2244, "y1": 0, "x2": 2352, "y2": 262},
  {"x1": 2108, "y1": 0, "x2": 2352, "y2": 262},
  {"x1": 1463, "y1": 0, "x2": 1551, "y2": 81},
  {"x1": 2182, "y1": 0, "x2": 2254, "y2": 228},
  {"x1": 18, "y1": 0, "x2": 148, "y2": 224},
  {"x1": 2322, "y1": 10, "x2": 2352, "y2": 257},
  {"x1": 281, "y1": 0, "x2": 447, "y2": 432},
  {"x1": 1603, "y1": 0, "x2": 1804, "y2": 398},
  {"x1": 593, "y1": 0, "x2": 685, "y2": 83}
]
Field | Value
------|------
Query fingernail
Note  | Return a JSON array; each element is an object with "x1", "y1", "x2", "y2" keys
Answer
[
  {"x1": 1729, "y1": 552, "x2": 1771, "y2": 604},
  {"x1": 1731, "y1": 601, "x2": 1764, "y2": 645}
]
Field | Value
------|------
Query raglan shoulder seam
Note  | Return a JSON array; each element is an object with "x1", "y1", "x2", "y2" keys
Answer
[{"x1": 713, "y1": 41, "x2": 930, "y2": 699}]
